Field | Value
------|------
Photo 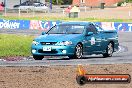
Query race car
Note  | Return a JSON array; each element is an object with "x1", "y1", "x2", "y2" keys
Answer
[{"x1": 31, "y1": 22, "x2": 119, "y2": 60}]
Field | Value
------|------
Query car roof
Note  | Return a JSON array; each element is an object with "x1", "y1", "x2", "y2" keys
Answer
[{"x1": 59, "y1": 21, "x2": 92, "y2": 26}]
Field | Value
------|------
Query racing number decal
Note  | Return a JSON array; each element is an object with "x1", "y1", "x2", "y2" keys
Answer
[{"x1": 91, "y1": 37, "x2": 95, "y2": 45}]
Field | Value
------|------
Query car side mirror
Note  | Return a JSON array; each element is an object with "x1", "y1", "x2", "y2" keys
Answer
[
  {"x1": 87, "y1": 32, "x2": 94, "y2": 36},
  {"x1": 42, "y1": 32, "x2": 46, "y2": 35}
]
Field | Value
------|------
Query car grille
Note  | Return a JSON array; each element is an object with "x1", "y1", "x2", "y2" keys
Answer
[
  {"x1": 38, "y1": 49, "x2": 58, "y2": 54},
  {"x1": 40, "y1": 42, "x2": 57, "y2": 45}
]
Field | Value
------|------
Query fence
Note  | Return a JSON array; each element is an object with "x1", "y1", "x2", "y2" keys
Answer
[
  {"x1": 1, "y1": 5, "x2": 132, "y2": 19},
  {"x1": 0, "y1": 19, "x2": 132, "y2": 32}
]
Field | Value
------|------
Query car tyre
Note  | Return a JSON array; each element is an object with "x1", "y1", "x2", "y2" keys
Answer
[
  {"x1": 69, "y1": 44, "x2": 83, "y2": 59},
  {"x1": 103, "y1": 42, "x2": 114, "y2": 58},
  {"x1": 33, "y1": 55, "x2": 44, "y2": 60}
]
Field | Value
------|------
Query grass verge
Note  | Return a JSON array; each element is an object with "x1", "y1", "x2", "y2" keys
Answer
[
  {"x1": 1, "y1": 16, "x2": 132, "y2": 22},
  {"x1": 0, "y1": 34, "x2": 34, "y2": 57}
]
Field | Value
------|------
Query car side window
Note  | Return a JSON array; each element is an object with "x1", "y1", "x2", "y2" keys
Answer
[{"x1": 87, "y1": 24, "x2": 97, "y2": 34}]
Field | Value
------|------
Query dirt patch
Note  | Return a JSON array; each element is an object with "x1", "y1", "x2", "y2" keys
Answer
[
  {"x1": 1, "y1": 56, "x2": 33, "y2": 61},
  {"x1": 2, "y1": 56, "x2": 25, "y2": 61},
  {"x1": 0, "y1": 64, "x2": 131, "y2": 88}
]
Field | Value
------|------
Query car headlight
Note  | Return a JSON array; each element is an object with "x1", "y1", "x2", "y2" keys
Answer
[
  {"x1": 32, "y1": 40, "x2": 39, "y2": 45},
  {"x1": 56, "y1": 41, "x2": 72, "y2": 46}
]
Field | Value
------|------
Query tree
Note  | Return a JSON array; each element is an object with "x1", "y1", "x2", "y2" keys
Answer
[
  {"x1": 48, "y1": 0, "x2": 64, "y2": 5},
  {"x1": 125, "y1": 0, "x2": 132, "y2": 3},
  {"x1": 62, "y1": 0, "x2": 72, "y2": 5}
]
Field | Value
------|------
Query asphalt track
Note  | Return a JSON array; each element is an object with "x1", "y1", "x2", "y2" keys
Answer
[{"x1": 0, "y1": 30, "x2": 132, "y2": 66}]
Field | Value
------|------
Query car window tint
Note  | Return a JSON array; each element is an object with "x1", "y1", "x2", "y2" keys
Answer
[{"x1": 47, "y1": 24, "x2": 85, "y2": 34}]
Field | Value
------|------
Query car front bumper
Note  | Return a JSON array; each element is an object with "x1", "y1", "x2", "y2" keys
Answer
[{"x1": 31, "y1": 45, "x2": 75, "y2": 56}]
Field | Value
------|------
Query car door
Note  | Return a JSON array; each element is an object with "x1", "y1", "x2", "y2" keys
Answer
[
  {"x1": 95, "y1": 24, "x2": 107, "y2": 52},
  {"x1": 84, "y1": 24, "x2": 102, "y2": 54}
]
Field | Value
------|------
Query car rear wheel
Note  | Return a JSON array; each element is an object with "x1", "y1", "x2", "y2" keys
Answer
[
  {"x1": 68, "y1": 44, "x2": 83, "y2": 59},
  {"x1": 33, "y1": 55, "x2": 44, "y2": 60},
  {"x1": 103, "y1": 42, "x2": 114, "y2": 57}
]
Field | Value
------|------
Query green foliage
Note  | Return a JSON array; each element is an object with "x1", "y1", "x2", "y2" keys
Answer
[
  {"x1": 117, "y1": 0, "x2": 132, "y2": 6},
  {"x1": 117, "y1": 1, "x2": 124, "y2": 6},
  {"x1": 125, "y1": 0, "x2": 132, "y2": 3},
  {"x1": 48, "y1": 0, "x2": 63, "y2": 5},
  {"x1": 62, "y1": 0, "x2": 72, "y2": 5}
]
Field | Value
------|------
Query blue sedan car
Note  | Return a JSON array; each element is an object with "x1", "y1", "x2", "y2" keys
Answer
[{"x1": 31, "y1": 22, "x2": 119, "y2": 60}]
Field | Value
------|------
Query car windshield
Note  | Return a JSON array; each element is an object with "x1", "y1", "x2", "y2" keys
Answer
[{"x1": 47, "y1": 24, "x2": 85, "y2": 34}]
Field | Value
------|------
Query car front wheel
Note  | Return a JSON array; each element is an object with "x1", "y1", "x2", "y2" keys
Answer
[
  {"x1": 33, "y1": 55, "x2": 44, "y2": 60},
  {"x1": 68, "y1": 44, "x2": 83, "y2": 59}
]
